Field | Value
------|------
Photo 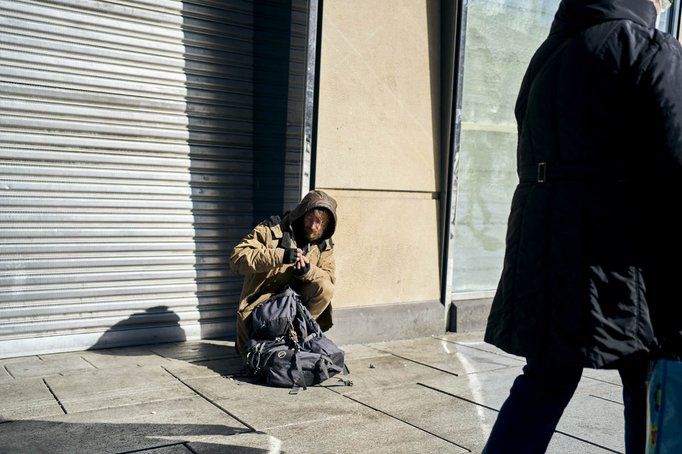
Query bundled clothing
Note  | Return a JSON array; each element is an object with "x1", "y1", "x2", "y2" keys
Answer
[{"x1": 230, "y1": 190, "x2": 338, "y2": 358}]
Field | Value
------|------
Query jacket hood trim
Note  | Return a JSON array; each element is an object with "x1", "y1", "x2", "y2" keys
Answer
[{"x1": 551, "y1": 0, "x2": 657, "y2": 35}]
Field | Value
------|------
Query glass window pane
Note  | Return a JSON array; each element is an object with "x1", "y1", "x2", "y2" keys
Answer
[
  {"x1": 658, "y1": 7, "x2": 670, "y2": 30},
  {"x1": 451, "y1": 0, "x2": 560, "y2": 295}
]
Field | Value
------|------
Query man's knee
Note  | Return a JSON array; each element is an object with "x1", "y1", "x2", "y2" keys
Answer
[
  {"x1": 296, "y1": 278, "x2": 334, "y2": 302},
  {"x1": 315, "y1": 278, "x2": 334, "y2": 301},
  {"x1": 296, "y1": 279, "x2": 333, "y2": 323}
]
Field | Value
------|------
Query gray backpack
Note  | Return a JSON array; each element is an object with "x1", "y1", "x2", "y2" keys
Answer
[{"x1": 245, "y1": 287, "x2": 352, "y2": 393}]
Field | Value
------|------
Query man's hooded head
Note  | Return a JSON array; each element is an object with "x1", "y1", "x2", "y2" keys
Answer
[{"x1": 286, "y1": 190, "x2": 337, "y2": 243}]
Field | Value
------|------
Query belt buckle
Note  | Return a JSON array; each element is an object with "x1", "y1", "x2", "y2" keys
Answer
[{"x1": 537, "y1": 162, "x2": 546, "y2": 183}]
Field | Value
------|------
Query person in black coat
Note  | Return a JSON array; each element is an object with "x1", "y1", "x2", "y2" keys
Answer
[{"x1": 483, "y1": 0, "x2": 682, "y2": 452}]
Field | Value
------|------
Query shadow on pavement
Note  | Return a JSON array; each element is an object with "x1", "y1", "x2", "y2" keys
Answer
[
  {"x1": 0, "y1": 419, "x2": 275, "y2": 454},
  {"x1": 83, "y1": 306, "x2": 243, "y2": 378}
]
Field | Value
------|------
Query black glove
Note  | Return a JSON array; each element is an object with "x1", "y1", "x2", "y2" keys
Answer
[
  {"x1": 283, "y1": 248, "x2": 298, "y2": 264},
  {"x1": 293, "y1": 261, "x2": 310, "y2": 276}
]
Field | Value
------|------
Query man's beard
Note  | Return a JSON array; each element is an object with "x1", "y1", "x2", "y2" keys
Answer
[{"x1": 305, "y1": 228, "x2": 323, "y2": 241}]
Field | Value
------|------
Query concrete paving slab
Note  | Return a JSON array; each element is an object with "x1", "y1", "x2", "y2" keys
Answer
[
  {"x1": 0, "y1": 397, "x2": 250, "y2": 454},
  {"x1": 3, "y1": 353, "x2": 95, "y2": 378},
  {"x1": 369, "y1": 336, "x2": 523, "y2": 375},
  {"x1": 0, "y1": 355, "x2": 42, "y2": 365},
  {"x1": 583, "y1": 367, "x2": 624, "y2": 386},
  {"x1": 558, "y1": 403, "x2": 624, "y2": 452},
  {"x1": 0, "y1": 377, "x2": 65, "y2": 420},
  {"x1": 419, "y1": 365, "x2": 522, "y2": 410},
  {"x1": 343, "y1": 381, "x2": 494, "y2": 452},
  {"x1": 80, "y1": 346, "x2": 174, "y2": 369},
  {"x1": 547, "y1": 431, "x2": 625, "y2": 453},
  {"x1": 335, "y1": 351, "x2": 449, "y2": 395},
  {"x1": 185, "y1": 432, "x2": 291, "y2": 454},
  {"x1": 585, "y1": 383, "x2": 623, "y2": 405},
  {"x1": 445, "y1": 341, "x2": 525, "y2": 369},
  {"x1": 420, "y1": 366, "x2": 625, "y2": 453},
  {"x1": 197, "y1": 405, "x2": 469, "y2": 454},
  {"x1": 439, "y1": 335, "x2": 625, "y2": 383},
  {"x1": 340, "y1": 343, "x2": 393, "y2": 361},
  {"x1": 184, "y1": 375, "x2": 359, "y2": 430},
  {"x1": 576, "y1": 371, "x2": 623, "y2": 407},
  {"x1": 151, "y1": 340, "x2": 239, "y2": 363},
  {"x1": 434, "y1": 333, "x2": 525, "y2": 360},
  {"x1": 45, "y1": 366, "x2": 196, "y2": 413},
  {"x1": 559, "y1": 381, "x2": 625, "y2": 452},
  {"x1": 163, "y1": 356, "x2": 244, "y2": 380}
]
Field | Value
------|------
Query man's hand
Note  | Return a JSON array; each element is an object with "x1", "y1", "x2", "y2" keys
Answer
[
  {"x1": 294, "y1": 249, "x2": 309, "y2": 269},
  {"x1": 294, "y1": 249, "x2": 310, "y2": 275}
]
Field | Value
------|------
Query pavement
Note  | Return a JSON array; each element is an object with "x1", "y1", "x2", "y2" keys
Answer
[{"x1": 0, "y1": 331, "x2": 627, "y2": 453}]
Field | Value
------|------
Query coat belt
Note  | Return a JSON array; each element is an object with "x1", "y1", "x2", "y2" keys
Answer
[{"x1": 518, "y1": 161, "x2": 629, "y2": 183}]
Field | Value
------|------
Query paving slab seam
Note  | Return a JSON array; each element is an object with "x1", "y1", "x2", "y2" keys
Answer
[
  {"x1": 188, "y1": 355, "x2": 237, "y2": 364},
  {"x1": 341, "y1": 393, "x2": 473, "y2": 452},
  {"x1": 114, "y1": 441, "x2": 195, "y2": 454},
  {"x1": 41, "y1": 378, "x2": 67, "y2": 415},
  {"x1": 589, "y1": 394, "x2": 623, "y2": 406},
  {"x1": 3, "y1": 364, "x2": 15, "y2": 379},
  {"x1": 161, "y1": 365, "x2": 257, "y2": 432},
  {"x1": 367, "y1": 349, "x2": 461, "y2": 377},
  {"x1": 582, "y1": 375, "x2": 624, "y2": 387},
  {"x1": 79, "y1": 355, "x2": 99, "y2": 369},
  {"x1": 432, "y1": 336, "x2": 525, "y2": 363},
  {"x1": 553, "y1": 429, "x2": 621, "y2": 453},
  {"x1": 418, "y1": 382, "x2": 499, "y2": 412}
]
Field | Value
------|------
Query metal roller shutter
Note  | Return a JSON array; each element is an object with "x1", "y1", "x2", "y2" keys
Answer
[{"x1": 0, "y1": 0, "x2": 309, "y2": 357}]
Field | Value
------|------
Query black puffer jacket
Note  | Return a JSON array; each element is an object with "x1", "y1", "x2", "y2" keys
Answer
[{"x1": 485, "y1": 0, "x2": 682, "y2": 368}]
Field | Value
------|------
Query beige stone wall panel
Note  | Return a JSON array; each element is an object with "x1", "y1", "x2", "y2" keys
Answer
[
  {"x1": 316, "y1": 0, "x2": 440, "y2": 192},
  {"x1": 325, "y1": 190, "x2": 441, "y2": 308}
]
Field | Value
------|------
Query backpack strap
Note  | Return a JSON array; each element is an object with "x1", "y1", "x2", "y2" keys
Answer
[
  {"x1": 319, "y1": 357, "x2": 353, "y2": 387},
  {"x1": 320, "y1": 356, "x2": 342, "y2": 380},
  {"x1": 339, "y1": 364, "x2": 353, "y2": 387},
  {"x1": 289, "y1": 345, "x2": 308, "y2": 395},
  {"x1": 303, "y1": 332, "x2": 318, "y2": 343},
  {"x1": 267, "y1": 215, "x2": 281, "y2": 226}
]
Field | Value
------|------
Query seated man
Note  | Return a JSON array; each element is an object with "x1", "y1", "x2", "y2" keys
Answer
[{"x1": 230, "y1": 190, "x2": 337, "y2": 358}]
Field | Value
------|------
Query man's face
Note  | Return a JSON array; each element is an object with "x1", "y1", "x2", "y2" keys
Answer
[{"x1": 303, "y1": 210, "x2": 326, "y2": 241}]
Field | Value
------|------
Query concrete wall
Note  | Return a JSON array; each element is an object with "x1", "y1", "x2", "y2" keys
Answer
[{"x1": 315, "y1": 0, "x2": 443, "y2": 329}]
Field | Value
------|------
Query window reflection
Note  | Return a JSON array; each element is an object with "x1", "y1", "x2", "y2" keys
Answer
[
  {"x1": 451, "y1": 0, "x2": 678, "y2": 297},
  {"x1": 451, "y1": 0, "x2": 560, "y2": 295}
]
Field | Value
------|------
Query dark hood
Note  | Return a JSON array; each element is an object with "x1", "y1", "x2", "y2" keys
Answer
[
  {"x1": 285, "y1": 190, "x2": 337, "y2": 241},
  {"x1": 550, "y1": 0, "x2": 657, "y2": 35}
]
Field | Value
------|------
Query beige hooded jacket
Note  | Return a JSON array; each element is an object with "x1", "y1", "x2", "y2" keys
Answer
[{"x1": 230, "y1": 190, "x2": 337, "y2": 356}]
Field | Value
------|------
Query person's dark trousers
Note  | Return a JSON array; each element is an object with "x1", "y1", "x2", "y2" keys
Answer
[
  {"x1": 481, "y1": 360, "x2": 582, "y2": 454},
  {"x1": 617, "y1": 353, "x2": 649, "y2": 454},
  {"x1": 482, "y1": 354, "x2": 649, "y2": 454}
]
